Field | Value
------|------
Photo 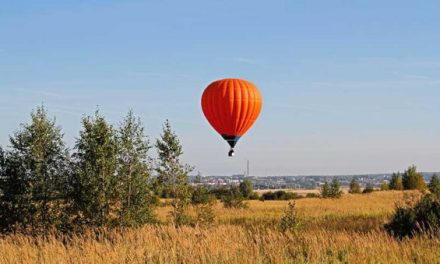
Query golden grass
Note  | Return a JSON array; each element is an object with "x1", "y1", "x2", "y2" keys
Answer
[{"x1": 1, "y1": 191, "x2": 438, "y2": 264}]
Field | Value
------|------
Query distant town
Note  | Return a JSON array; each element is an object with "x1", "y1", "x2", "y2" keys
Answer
[{"x1": 189, "y1": 173, "x2": 439, "y2": 190}]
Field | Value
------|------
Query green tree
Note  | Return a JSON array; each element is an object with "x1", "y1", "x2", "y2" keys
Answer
[
  {"x1": 330, "y1": 178, "x2": 343, "y2": 198},
  {"x1": 349, "y1": 179, "x2": 361, "y2": 194},
  {"x1": 154, "y1": 120, "x2": 192, "y2": 198},
  {"x1": 191, "y1": 185, "x2": 216, "y2": 205},
  {"x1": 402, "y1": 166, "x2": 426, "y2": 191},
  {"x1": 389, "y1": 173, "x2": 404, "y2": 190},
  {"x1": 385, "y1": 194, "x2": 440, "y2": 238},
  {"x1": 321, "y1": 178, "x2": 342, "y2": 198},
  {"x1": 0, "y1": 147, "x2": 6, "y2": 196},
  {"x1": 0, "y1": 106, "x2": 70, "y2": 233},
  {"x1": 279, "y1": 202, "x2": 300, "y2": 232},
  {"x1": 239, "y1": 179, "x2": 254, "y2": 198},
  {"x1": 155, "y1": 120, "x2": 193, "y2": 226},
  {"x1": 221, "y1": 185, "x2": 247, "y2": 208},
  {"x1": 320, "y1": 182, "x2": 331, "y2": 198},
  {"x1": 429, "y1": 174, "x2": 440, "y2": 197},
  {"x1": 117, "y1": 111, "x2": 156, "y2": 226},
  {"x1": 71, "y1": 110, "x2": 119, "y2": 227}
]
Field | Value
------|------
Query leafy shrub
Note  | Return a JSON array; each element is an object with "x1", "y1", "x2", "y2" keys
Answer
[
  {"x1": 362, "y1": 184, "x2": 375, "y2": 194},
  {"x1": 389, "y1": 172, "x2": 404, "y2": 190},
  {"x1": 305, "y1": 193, "x2": 320, "y2": 198},
  {"x1": 239, "y1": 179, "x2": 254, "y2": 198},
  {"x1": 191, "y1": 186, "x2": 216, "y2": 205},
  {"x1": 209, "y1": 187, "x2": 231, "y2": 199},
  {"x1": 349, "y1": 179, "x2": 361, "y2": 194},
  {"x1": 280, "y1": 202, "x2": 300, "y2": 232},
  {"x1": 385, "y1": 194, "x2": 440, "y2": 238},
  {"x1": 221, "y1": 186, "x2": 248, "y2": 209},
  {"x1": 321, "y1": 178, "x2": 342, "y2": 198},
  {"x1": 261, "y1": 190, "x2": 300, "y2": 201},
  {"x1": 429, "y1": 174, "x2": 440, "y2": 197},
  {"x1": 402, "y1": 166, "x2": 426, "y2": 191}
]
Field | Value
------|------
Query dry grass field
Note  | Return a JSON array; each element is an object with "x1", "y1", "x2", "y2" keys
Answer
[{"x1": 1, "y1": 191, "x2": 439, "y2": 264}]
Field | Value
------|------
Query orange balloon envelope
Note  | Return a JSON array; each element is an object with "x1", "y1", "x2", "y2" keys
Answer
[{"x1": 201, "y1": 78, "x2": 262, "y2": 156}]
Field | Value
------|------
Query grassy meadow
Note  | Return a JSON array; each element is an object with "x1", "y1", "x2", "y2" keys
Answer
[{"x1": 1, "y1": 191, "x2": 439, "y2": 264}]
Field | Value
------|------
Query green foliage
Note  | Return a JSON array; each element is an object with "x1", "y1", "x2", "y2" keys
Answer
[
  {"x1": 385, "y1": 194, "x2": 440, "y2": 238},
  {"x1": 348, "y1": 179, "x2": 361, "y2": 194},
  {"x1": 321, "y1": 178, "x2": 342, "y2": 198},
  {"x1": 154, "y1": 120, "x2": 193, "y2": 198},
  {"x1": 221, "y1": 186, "x2": 248, "y2": 209},
  {"x1": 280, "y1": 202, "x2": 300, "y2": 232},
  {"x1": 261, "y1": 190, "x2": 300, "y2": 201},
  {"x1": 239, "y1": 179, "x2": 254, "y2": 198},
  {"x1": 429, "y1": 174, "x2": 440, "y2": 197},
  {"x1": 380, "y1": 181, "x2": 390, "y2": 191},
  {"x1": 402, "y1": 166, "x2": 426, "y2": 191},
  {"x1": 305, "y1": 193, "x2": 320, "y2": 198},
  {"x1": 389, "y1": 173, "x2": 404, "y2": 190},
  {"x1": 71, "y1": 110, "x2": 119, "y2": 227},
  {"x1": 191, "y1": 185, "x2": 216, "y2": 205},
  {"x1": 117, "y1": 111, "x2": 156, "y2": 226},
  {"x1": 362, "y1": 184, "x2": 375, "y2": 194},
  {"x1": 155, "y1": 120, "x2": 193, "y2": 226},
  {"x1": 209, "y1": 187, "x2": 231, "y2": 199},
  {"x1": 0, "y1": 106, "x2": 70, "y2": 233}
]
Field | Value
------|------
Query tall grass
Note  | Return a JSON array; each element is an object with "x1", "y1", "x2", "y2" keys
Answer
[{"x1": 1, "y1": 191, "x2": 438, "y2": 264}]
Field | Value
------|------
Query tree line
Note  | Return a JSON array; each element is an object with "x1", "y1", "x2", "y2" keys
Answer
[
  {"x1": 0, "y1": 106, "x2": 195, "y2": 233},
  {"x1": 348, "y1": 166, "x2": 438, "y2": 194}
]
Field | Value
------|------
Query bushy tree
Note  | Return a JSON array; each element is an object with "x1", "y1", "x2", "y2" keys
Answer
[
  {"x1": 154, "y1": 120, "x2": 192, "y2": 198},
  {"x1": 385, "y1": 194, "x2": 440, "y2": 238},
  {"x1": 280, "y1": 202, "x2": 300, "y2": 232},
  {"x1": 429, "y1": 174, "x2": 440, "y2": 197},
  {"x1": 349, "y1": 179, "x2": 361, "y2": 194},
  {"x1": 261, "y1": 190, "x2": 300, "y2": 201},
  {"x1": 321, "y1": 178, "x2": 342, "y2": 198},
  {"x1": 0, "y1": 147, "x2": 6, "y2": 196},
  {"x1": 0, "y1": 106, "x2": 70, "y2": 233},
  {"x1": 117, "y1": 111, "x2": 156, "y2": 226},
  {"x1": 191, "y1": 185, "x2": 216, "y2": 205},
  {"x1": 362, "y1": 184, "x2": 374, "y2": 194},
  {"x1": 222, "y1": 186, "x2": 247, "y2": 208},
  {"x1": 239, "y1": 179, "x2": 254, "y2": 198},
  {"x1": 71, "y1": 110, "x2": 119, "y2": 227},
  {"x1": 155, "y1": 120, "x2": 193, "y2": 226},
  {"x1": 389, "y1": 173, "x2": 404, "y2": 190},
  {"x1": 402, "y1": 166, "x2": 426, "y2": 191}
]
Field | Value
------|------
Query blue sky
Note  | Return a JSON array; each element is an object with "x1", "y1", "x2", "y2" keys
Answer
[{"x1": 1, "y1": 0, "x2": 440, "y2": 175}]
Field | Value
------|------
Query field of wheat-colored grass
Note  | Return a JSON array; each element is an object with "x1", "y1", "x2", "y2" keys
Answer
[{"x1": 1, "y1": 191, "x2": 439, "y2": 264}]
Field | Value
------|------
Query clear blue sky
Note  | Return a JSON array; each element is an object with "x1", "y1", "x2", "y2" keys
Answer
[{"x1": 1, "y1": 0, "x2": 440, "y2": 176}]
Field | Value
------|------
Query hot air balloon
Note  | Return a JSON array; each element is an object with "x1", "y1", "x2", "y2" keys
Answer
[{"x1": 201, "y1": 78, "x2": 262, "y2": 156}]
